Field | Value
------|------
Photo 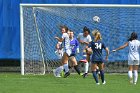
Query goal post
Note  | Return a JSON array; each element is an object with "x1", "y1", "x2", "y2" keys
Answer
[{"x1": 20, "y1": 4, "x2": 140, "y2": 75}]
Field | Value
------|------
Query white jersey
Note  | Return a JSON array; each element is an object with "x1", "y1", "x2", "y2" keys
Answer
[
  {"x1": 77, "y1": 33, "x2": 92, "y2": 50},
  {"x1": 62, "y1": 33, "x2": 71, "y2": 50},
  {"x1": 128, "y1": 40, "x2": 140, "y2": 61}
]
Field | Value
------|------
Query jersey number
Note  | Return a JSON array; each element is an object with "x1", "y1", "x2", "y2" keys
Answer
[{"x1": 95, "y1": 43, "x2": 102, "y2": 49}]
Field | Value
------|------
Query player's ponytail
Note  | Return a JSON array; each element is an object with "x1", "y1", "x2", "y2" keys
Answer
[
  {"x1": 94, "y1": 32, "x2": 102, "y2": 42},
  {"x1": 128, "y1": 32, "x2": 138, "y2": 41},
  {"x1": 83, "y1": 26, "x2": 90, "y2": 34}
]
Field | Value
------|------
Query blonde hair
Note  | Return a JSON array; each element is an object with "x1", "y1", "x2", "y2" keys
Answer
[
  {"x1": 92, "y1": 30, "x2": 102, "y2": 42},
  {"x1": 92, "y1": 29, "x2": 99, "y2": 36}
]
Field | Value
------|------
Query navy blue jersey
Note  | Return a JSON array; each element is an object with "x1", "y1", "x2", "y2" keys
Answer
[{"x1": 88, "y1": 40, "x2": 106, "y2": 62}]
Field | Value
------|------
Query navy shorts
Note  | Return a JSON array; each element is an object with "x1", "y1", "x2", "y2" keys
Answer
[
  {"x1": 70, "y1": 54, "x2": 76, "y2": 57},
  {"x1": 91, "y1": 60, "x2": 104, "y2": 64}
]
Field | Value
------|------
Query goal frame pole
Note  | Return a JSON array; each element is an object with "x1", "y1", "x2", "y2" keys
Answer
[
  {"x1": 20, "y1": 4, "x2": 140, "y2": 75},
  {"x1": 20, "y1": 5, "x2": 24, "y2": 75},
  {"x1": 20, "y1": 4, "x2": 140, "y2": 8}
]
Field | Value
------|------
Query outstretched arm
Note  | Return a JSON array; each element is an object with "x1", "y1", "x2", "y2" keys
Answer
[
  {"x1": 55, "y1": 37, "x2": 64, "y2": 42},
  {"x1": 113, "y1": 42, "x2": 128, "y2": 52}
]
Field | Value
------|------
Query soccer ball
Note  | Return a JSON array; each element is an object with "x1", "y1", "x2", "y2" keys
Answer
[{"x1": 93, "y1": 16, "x2": 100, "y2": 23}]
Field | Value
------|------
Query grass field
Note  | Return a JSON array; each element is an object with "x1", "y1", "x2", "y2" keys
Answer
[{"x1": 0, "y1": 73, "x2": 140, "y2": 93}]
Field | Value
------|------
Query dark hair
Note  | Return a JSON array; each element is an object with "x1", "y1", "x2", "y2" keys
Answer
[
  {"x1": 83, "y1": 26, "x2": 90, "y2": 34},
  {"x1": 69, "y1": 30, "x2": 74, "y2": 34},
  {"x1": 128, "y1": 32, "x2": 138, "y2": 41},
  {"x1": 60, "y1": 25, "x2": 69, "y2": 32}
]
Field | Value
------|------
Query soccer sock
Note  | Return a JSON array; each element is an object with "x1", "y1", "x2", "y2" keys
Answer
[
  {"x1": 63, "y1": 63, "x2": 69, "y2": 73},
  {"x1": 128, "y1": 71, "x2": 133, "y2": 79},
  {"x1": 133, "y1": 70, "x2": 138, "y2": 83},
  {"x1": 74, "y1": 65, "x2": 81, "y2": 75},
  {"x1": 84, "y1": 62, "x2": 89, "y2": 73},
  {"x1": 55, "y1": 66, "x2": 63, "y2": 74},
  {"x1": 92, "y1": 71, "x2": 99, "y2": 83},
  {"x1": 68, "y1": 65, "x2": 72, "y2": 69},
  {"x1": 100, "y1": 70, "x2": 105, "y2": 83}
]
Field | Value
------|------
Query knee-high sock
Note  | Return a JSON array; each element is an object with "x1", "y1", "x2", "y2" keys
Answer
[
  {"x1": 128, "y1": 71, "x2": 133, "y2": 79},
  {"x1": 63, "y1": 64, "x2": 69, "y2": 73},
  {"x1": 55, "y1": 66, "x2": 63, "y2": 74},
  {"x1": 74, "y1": 65, "x2": 81, "y2": 75},
  {"x1": 92, "y1": 71, "x2": 99, "y2": 83},
  {"x1": 133, "y1": 70, "x2": 138, "y2": 83},
  {"x1": 100, "y1": 70, "x2": 105, "y2": 83},
  {"x1": 84, "y1": 62, "x2": 89, "y2": 73}
]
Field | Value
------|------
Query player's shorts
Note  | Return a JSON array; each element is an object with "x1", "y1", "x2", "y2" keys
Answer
[
  {"x1": 91, "y1": 61, "x2": 104, "y2": 64},
  {"x1": 65, "y1": 49, "x2": 72, "y2": 57},
  {"x1": 128, "y1": 60, "x2": 139, "y2": 65},
  {"x1": 70, "y1": 54, "x2": 76, "y2": 57}
]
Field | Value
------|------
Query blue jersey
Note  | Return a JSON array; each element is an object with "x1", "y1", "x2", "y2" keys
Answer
[
  {"x1": 70, "y1": 38, "x2": 79, "y2": 55},
  {"x1": 88, "y1": 40, "x2": 106, "y2": 62}
]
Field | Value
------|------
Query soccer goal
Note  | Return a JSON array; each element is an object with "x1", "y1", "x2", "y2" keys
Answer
[{"x1": 20, "y1": 4, "x2": 140, "y2": 75}]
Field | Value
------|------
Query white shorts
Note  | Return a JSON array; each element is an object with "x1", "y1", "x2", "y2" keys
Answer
[
  {"x1": 65, "y1": 49, "x2": 72, "y2": 56},
  {"x1": 128, "y1": 60, "x2": 140, "y2": 65}
]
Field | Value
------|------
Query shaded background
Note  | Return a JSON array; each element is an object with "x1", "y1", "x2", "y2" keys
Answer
[{"x1": 1, "y1": 0, "x2": 140, "y2": 60}]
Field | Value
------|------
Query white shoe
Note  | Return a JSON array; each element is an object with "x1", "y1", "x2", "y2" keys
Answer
[
  {"x1": 102, "y1": 81, "x2": 106, "y2": 85},
  {"x1": 96, "y1": 83, "x2": 100, "y2": 85},
  {"x1": 129, "y1": 78, "x2": 133, "y2": 84},
  {"x1": 134, "y1": 82, "x2": 137, "y2": 85},
  {"x1": 56, "y1": 75, "x2": 61, "y2": 77}
]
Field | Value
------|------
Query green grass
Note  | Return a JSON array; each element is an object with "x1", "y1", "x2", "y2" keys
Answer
[{"x1": 0, "y1": 73, "x2": 140, "y2": 93}]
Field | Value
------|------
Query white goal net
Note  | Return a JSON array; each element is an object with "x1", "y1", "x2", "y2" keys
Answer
[{"x1": 20, "y1": 4, "x2": 140, "y2": 75}]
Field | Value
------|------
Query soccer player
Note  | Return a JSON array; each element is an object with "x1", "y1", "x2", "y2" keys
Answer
[
  {"x1": 86, "y1": 30, "x2": 109, "y2": 85},
  {"x1": 55, "y1": 30, "x2": 81, "y2": 77},
  {"x1": 77, "y1": 26, "x2": 92, "y2": 78},
  {"x1": 113, "y1": 32, "x2": 140, "y2": 85},
  {"x1": 68, "y1": 30, "x2": 81, "y2": 75},
  {"x1": 53, "y1": 25, "x2": 71, "y2": 78}
]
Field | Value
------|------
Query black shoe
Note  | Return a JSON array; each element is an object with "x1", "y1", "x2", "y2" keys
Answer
[
  {"x1": 64, "y1": 72, "x2": 70, "y2": 78},
  {"x1": 83, "y1": 73, "x2": 88, "y2": 78}
]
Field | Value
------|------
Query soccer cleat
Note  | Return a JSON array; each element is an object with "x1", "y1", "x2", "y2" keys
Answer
[
  {"x1": 83, "y1": 73, "x2": 88, "y2": 78},
  {"x1": 102, "y1": 81, "x2": 106, "y2": 85},
  {"x1": 96, "y1": 83, "x2": 100, "y2": 85},
  {"x1": 80, "y1": 73, "x2": 83, "y2": 76},
  {"x1": 56, "y1": 75, "x2": 61, "y2": 78},
  {"x1": 64, "y1": 72, "x2": 70, "y2": 78},
  {"x1": 134, "y1": 82, "x2": 137, "y2": 85},
  {"x1": 129, "y1": 78, "x2": 133, "y2": 84},
  {"x1": 60, "y1": 70, "x2": 64, "y2": 77}
]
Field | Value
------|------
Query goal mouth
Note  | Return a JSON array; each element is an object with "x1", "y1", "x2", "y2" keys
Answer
[{"x1": 20, "y1": 4, "x2": 140, "y2": 75}]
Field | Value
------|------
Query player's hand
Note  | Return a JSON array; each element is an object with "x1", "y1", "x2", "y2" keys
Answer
[
  {"x1": 55, "y1": 37, "x2": 60, "y2": 41},
  {"x1": 83, "y1": 42, "x2": 89, "y2": 45},
  {"x1": 79, "y1": 40, "x2": 84, "y2": 44},
  {"x1": 112, "y1": 50, "x2": 116, "y2": 52}
]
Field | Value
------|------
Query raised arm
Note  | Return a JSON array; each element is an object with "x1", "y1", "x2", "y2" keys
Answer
[{"x1": 55, "y1": 37, "x2": 64, "y2": 42}]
